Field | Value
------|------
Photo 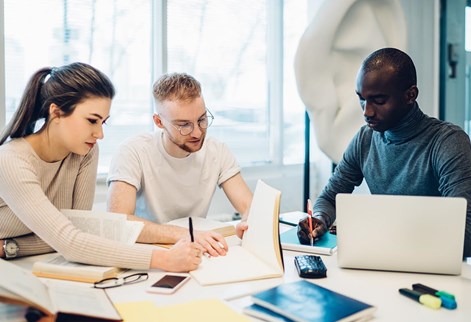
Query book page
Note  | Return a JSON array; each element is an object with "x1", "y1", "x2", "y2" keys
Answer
[
  {"x1": 242, "y1": 180, "x2": 283, "y2": 272},
  {"x1": 61, "y1": 209, "x2": 143, "y2": 244},
  {"x1": 46, "y1": 281, "x2": 121, "y2": 320},
  {"x1": 0, "y1": 284, "x2": 35, "y2": 308},
  {"x1": 122, "y1": 220, "x2": 145, "y2": 244},
  {"x1": 190, "y1": 246, "x2": 281, "y2": 286},
  {"x1": 0, "y1": 259, "x2": 54, "y2": 315}
]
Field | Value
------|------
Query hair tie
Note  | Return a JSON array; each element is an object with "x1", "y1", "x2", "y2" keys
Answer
[
  {"x1": 44, "y1": 67, "x2": 57, "y2": 83},
  {"x1": 50, "y1": 67, "x2": 58, "y2": 77}
]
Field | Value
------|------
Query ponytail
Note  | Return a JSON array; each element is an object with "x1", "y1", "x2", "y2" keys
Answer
[{"x1": 0, "y1": 68, "x2": 51, "y2": 145}]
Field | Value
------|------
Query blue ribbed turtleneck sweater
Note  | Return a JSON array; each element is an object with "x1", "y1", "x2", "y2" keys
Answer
[{"x1": 315, "y1": 103, "x2": 471, "y2": 258}]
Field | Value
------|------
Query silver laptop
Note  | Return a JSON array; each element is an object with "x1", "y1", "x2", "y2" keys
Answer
[{"x1": 336, "y1": 194, "x2": 466, "y2": 275}]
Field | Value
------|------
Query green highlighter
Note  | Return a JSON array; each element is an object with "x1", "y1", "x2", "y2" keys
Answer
[
  {"x1": 412, "y1": 283, "x2": 457, "y2": 310},
  {"x1": 399, "y1": 288, "x2": 442, "y2": 309}
]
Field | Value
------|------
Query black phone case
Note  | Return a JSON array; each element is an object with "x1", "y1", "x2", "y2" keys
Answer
[{"x1": 294, "y1": 255, "x2": 327, "y2": 278}]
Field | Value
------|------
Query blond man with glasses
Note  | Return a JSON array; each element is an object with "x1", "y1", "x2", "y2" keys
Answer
[{"x1": 107, "y1": 73, "x2": 253, "y2": 258}]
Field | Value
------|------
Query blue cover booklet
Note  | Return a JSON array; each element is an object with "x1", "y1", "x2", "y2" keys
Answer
[
  {"x1": 280, "y1": 227, "x2": 337, "y2": 255},
  {"x1": 250, "y1": 280, "x2": 376, "y2": 322}
]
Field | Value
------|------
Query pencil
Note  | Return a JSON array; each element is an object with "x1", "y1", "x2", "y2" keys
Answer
[{"x1": 307, "y1": 199, "x2": 313, "y2": 246}]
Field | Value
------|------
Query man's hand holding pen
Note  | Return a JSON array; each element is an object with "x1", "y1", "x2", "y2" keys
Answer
[{"x1": 297, "y1": 213, "x2": 328, "y2": 246}]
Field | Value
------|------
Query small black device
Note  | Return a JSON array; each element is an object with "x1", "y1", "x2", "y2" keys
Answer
[{"x1": 294, "y1": 255, "x2": 327, "y2": 278}]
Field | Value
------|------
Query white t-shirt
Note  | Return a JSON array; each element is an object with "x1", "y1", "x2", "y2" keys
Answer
[{"x1": 107, "y1": 131, "x2": 240, "y2": 223}]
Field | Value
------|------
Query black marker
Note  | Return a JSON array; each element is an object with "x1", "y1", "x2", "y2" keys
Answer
[
  {"x1": 399, "y1": 288, "x2": 441, "y2": 309},
  {"x1": 189, "y1": 217, "x2": 194, "y2": 242},
  {"x1": 412, "y1": 283, "x2": 457, "y2": 309}
]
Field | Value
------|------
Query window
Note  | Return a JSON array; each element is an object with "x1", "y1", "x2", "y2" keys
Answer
[
  {"x1": 4, "y1": 0, "x2": 153, "y2": 173},
  {"x1": 3, "y1": 0, "x2": 310, "y2": 173}
]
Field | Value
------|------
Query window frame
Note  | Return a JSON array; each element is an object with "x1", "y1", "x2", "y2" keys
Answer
[{"x1": 153, "y1": 0, "x2": 286, "y2": 168}]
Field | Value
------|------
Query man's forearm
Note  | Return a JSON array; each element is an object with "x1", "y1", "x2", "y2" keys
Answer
[{"x1": 126, "y1": 215, "x2": 188, "y2": 244}]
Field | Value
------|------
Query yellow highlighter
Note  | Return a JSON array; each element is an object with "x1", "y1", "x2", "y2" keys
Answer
[{"x1": 399, "y1": 288, "x2": 442, "y2": 309}]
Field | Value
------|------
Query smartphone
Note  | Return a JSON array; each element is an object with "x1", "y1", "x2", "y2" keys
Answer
[{"x1": 146, "y1": 274, "x2": 190, "y2": 294}]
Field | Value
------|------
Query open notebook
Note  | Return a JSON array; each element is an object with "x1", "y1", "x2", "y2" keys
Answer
[
  {"x1": 189, "y1": 180, "x2": 284, "y2": 285},
  {"x1": 336, "y1": 194, "x2": 466, "y2": 275}
]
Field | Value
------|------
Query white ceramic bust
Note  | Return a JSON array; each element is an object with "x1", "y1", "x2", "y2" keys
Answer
[{"x1": 294, "y1": 0, "x2": 407, "y2": 163}]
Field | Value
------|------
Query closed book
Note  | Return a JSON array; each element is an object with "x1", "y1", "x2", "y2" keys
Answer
[
  {"x1": 280, "y1": 227, "x2": 337, "y2": 255},
  {"x1": 32, "y1": 255, "x2": 123, "y2": 283},
  {"x1": 251, "y1": 280, "x2": 376, "y2": 322}
]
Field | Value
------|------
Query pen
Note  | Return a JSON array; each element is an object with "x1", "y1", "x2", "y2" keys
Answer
[
  {"x1": 412, "y1": 283, "x2": 457, "y2": 309},
  {"x1": 189, "y1": 217, "x2": 194, "y2": 242},
  {"x1": 399, "y1": 288, "x2": 441, "y2": 309},
  {"x1": 307, "y1": 199, "x2": 313, "y2": 246}
]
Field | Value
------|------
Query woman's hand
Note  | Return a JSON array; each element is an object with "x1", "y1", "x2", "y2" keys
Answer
[{"x1": 152, "y1": 239, "x2": 204, "y2": 272}]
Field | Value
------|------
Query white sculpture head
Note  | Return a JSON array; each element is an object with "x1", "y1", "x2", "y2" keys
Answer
[{"x1": 294, "y1": 0, "x2": 407, "y2": 163}]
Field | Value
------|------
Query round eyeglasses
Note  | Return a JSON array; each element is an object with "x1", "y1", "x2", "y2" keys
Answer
[
  {"x1": 93, "y1": 272, "x2": 149, "y2": 289},
  {"x1": 160, "y1": 109, "x2": 214, "y2": 136}
]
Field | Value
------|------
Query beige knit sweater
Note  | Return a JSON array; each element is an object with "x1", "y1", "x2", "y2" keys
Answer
[{"x1": 0, "y1": 138, "x2": 152, "y2": 269}]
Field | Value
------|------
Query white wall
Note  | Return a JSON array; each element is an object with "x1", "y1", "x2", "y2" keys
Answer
[{"x1": 401, "y1": 0, "x2": 440, "y2": 117}]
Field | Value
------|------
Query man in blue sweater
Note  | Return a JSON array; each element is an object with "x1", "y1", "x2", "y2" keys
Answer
[{"x1": 298, "y1": 47, "x2": 471, "y2": 258}]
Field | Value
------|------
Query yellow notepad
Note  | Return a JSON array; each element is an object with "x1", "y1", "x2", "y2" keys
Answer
[{"x1": 115, "y1": 299, "x2": 250, "y2": 322}]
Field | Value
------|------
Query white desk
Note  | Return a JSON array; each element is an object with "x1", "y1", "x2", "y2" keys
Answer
[
  {"x1": 233, "y1": 250, "x2": 471, "y2": 322},
  {"x1": 7, "y1": 229, "x2": 471, "y2": 322}
]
